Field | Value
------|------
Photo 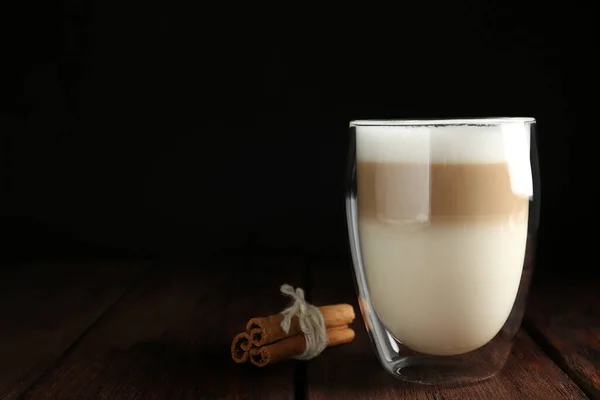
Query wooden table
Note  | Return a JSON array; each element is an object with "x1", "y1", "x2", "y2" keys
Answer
[{"x1": 1, "y1": 256, "x2": 598, "y2": 399}]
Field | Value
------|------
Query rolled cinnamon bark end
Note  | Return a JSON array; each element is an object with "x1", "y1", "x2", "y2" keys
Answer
[
  {"x1": 249, "y1": 328, "x2": 265, "y2": 347},
  {"x1": 249, "y1": 347, "x2": 270, "y2": 367},
  {"x1": 246, "y1": 314, "x2": 286, "y2": 346},
  {"x1": 231, "y1": 332, "x2": 252, "y2": 363},
  {"x1": 246, "y1": 304, "x2": 355, "y2": 347}
]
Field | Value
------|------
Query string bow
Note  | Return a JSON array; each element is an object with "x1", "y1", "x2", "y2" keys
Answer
[{"x1": 279, "y1": 284, "x2": 328, "y2": 360}]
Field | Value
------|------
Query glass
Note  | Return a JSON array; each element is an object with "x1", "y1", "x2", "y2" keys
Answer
[{"x1": 345, "y1": 118, "x2": 540, "y2": 385}]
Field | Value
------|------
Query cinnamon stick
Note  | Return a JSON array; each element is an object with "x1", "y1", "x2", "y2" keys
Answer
[
  {"x1": 248, "y1": 326, "x2": 355, "y2": 367},
  {"x1": 246, "y1": 304, "x2": 355, "y2": 346},
  {"x1": 231, "y1": 332, "x2": 253, "y2": 363}
]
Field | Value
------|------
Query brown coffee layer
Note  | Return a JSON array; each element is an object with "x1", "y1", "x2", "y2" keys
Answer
[{"x1": 357, "y1": 162, "x2": 529, "y2": 221}]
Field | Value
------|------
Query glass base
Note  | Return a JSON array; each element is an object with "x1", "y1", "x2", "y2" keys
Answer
[
  {"x1": 391, "y1": 356, "x2": 503, "y2": 386},
  {"x1": 377, "y1": 332, "x2": 514, "y2": 385}
]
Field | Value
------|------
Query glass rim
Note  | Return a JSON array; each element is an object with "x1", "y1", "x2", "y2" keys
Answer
[{"x1": 349, "y1": 117, "x2": 536, "y2": 127}]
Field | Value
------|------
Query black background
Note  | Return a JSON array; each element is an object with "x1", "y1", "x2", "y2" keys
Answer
[{"x1": 1, "y1": 1, "x2": 597, "y2": 278}]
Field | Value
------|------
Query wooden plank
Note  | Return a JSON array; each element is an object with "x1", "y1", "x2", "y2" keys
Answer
[
  {"x1": 525, "y1": 280, "x2": 600, "y2": 399},
  {"x1": 22, "y1": 256, "x2": 305, "y2": 400},
  {"x1": 306, "y1": 260, "x2": 588, "y2": 400},
  {"x1": 0, "y1": 262, "x2": 147, "y2": 400}
]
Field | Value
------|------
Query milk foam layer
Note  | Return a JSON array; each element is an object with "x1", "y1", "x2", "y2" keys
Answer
[
  {"x1": 355, "y1": 122, "x2": 531, "y2": 356},
  {"x1": 356, "y1": 124, "x2": 533, "y2": 198}
]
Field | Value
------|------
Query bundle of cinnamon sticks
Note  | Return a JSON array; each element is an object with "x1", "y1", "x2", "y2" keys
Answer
[{"x1": 231, "y1": 304, "x2": 356, "y2": 366}]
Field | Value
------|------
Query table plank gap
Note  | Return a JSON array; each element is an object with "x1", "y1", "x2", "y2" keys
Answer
[{"x1": 525, "y1": 280, "x2": 600, "y2": 399}]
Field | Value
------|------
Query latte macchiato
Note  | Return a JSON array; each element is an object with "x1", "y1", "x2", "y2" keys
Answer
[{"x1": 356, "y1": 124, "x2": 532, "y2": 356}]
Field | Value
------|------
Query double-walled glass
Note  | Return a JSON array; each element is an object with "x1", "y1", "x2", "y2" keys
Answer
[{"x1": 346, "y1": 118, "x2": 540, "y2": 385}]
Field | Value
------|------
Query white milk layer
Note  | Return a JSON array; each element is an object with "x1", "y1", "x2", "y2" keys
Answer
[{"x1": 358, "y1": 217, "x2": 527, "y2": 355}]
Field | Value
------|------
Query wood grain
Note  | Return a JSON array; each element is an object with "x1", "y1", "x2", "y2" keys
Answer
[
  {"x1": 21, "y1": 256, "x2": 305, "y2": 400},
  {"x1": 0, "y1": 262, "x2": 147, "y2": 400},
  {"x1": 525, "y1": 280, "x2": 600, "y2": 399},
  {"x1": 306, "y1": 259, "x2": 588, "y2": 400}
]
